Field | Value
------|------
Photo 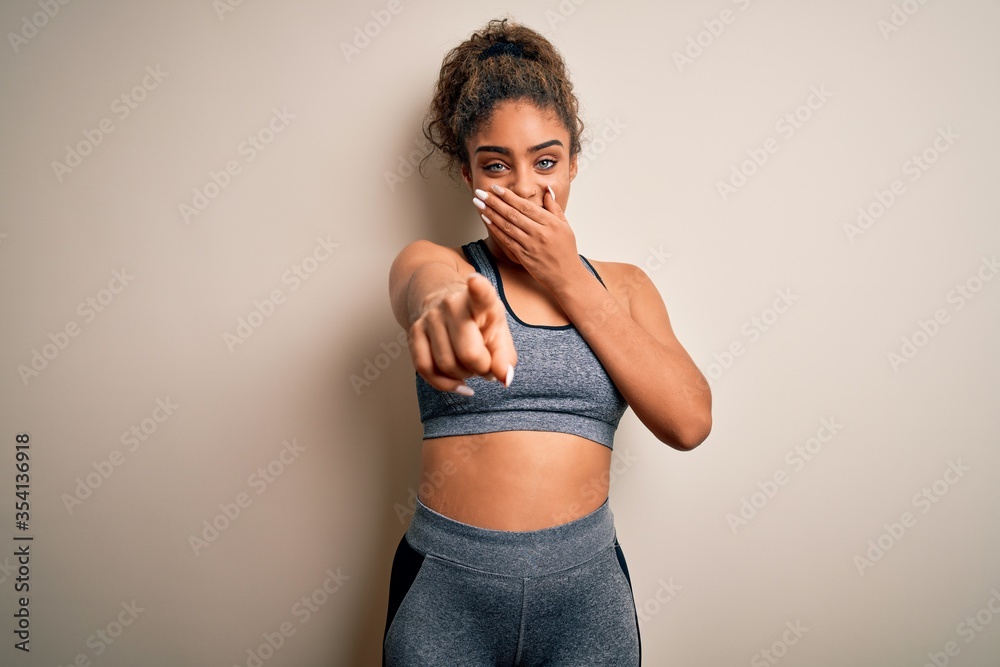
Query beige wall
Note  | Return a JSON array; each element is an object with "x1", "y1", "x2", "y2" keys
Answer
[{"x1": 2, "y1": 1, "x2": 999, "y2": 665}]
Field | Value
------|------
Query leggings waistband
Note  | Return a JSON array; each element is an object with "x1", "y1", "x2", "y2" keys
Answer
[{"x1": 406, "y1": 496, "x2": 616, "y2": 577}]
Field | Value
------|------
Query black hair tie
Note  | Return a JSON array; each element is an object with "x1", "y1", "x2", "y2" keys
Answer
[{"x1": 478, "y1": 40, "x2": 525, "y2": 60}]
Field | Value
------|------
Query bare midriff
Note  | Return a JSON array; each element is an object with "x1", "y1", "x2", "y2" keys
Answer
[{"x1": 419, "y1": 430, "x2": 612, "y2": 531}]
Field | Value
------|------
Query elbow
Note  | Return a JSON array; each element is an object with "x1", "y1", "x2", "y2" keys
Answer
[{"x1": 658, "y1": 412, "x2": 712, "y2": 452}]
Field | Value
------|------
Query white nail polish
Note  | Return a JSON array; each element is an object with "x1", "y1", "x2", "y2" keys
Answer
[
  {"x1": 504, "y1": 364, "x2": 514, "y2": 388},
  {"x1": 474, "y1": 188, "x2": 489, "y2": 200},
  {"x1": 481, "y1": 213, "x2": 492, "y2": 225},
  {"x1": 472, "y1": 198, "x2": 486, "y2": 210},
  {"x1": 455, "y1": 384, "x2": 474, "y2": 396},
  {"x1": 547, "y1": 185, "x2": 555, "y2": 200}
]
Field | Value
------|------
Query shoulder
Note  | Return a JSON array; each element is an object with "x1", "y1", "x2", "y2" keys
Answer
[
  {"x1": 583, "y1": 258, "x2": 652, "y2": 315},
  {"x1": 587, "y1": 257, "x2": 681, "y2": 346},
  {"x1": 390, "y1": 239, "x2": 474, "y2": 277}
]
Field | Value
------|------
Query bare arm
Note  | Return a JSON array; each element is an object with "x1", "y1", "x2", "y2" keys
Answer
[
  {"x1": 553, "y1": 261, "x2": 712, "y2": 451},
  {"x1": 388, "y1": 240, "x2": 517, "y2": 393}
]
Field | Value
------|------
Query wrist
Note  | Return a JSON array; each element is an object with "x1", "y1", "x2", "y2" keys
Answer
[
  {"x1": 407, "y1": 264, "x2": 468, "y2": 325},
  {"x1": 548, "y1": 261, "x2": 594, "y2": 300},
  {"x1": 414, "y1": 277, "x2": 467, "y2": 322},
  {"x1": 419, "y1": 285, "x2": 458, "y2": 312}
]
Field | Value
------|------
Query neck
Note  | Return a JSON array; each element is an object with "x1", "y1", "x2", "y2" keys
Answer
[{"x1": 484, "y1": 236, "x2": 524, "y2": 270}]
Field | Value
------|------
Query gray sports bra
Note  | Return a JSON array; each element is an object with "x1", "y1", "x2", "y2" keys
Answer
[{"x1": 414, "y1": 239, "x2": 629, "y2": 450}]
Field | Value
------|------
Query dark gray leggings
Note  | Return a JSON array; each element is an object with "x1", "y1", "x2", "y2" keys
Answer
[{"x1": 382, "y1": 496, "x2": 641, "y2": 666}]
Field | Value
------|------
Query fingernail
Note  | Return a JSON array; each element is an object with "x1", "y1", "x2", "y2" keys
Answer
[
  {"x1": 504, "y1": 363, "x2": 514, "y2": 388},
  {"x1": 455, "y1": 384, "x2": 474, "y2": 396},
  {"x1": 474, "y1": 188, "x2": 489, "y2": 200},
  {"x1": 467, "y1": 271, "x2": 480, "y2": 280},
  {"x1": 472, "y1": 198, "x2": 486, "y2": 210},
  {"x1": 491, "y1": 184, "x2": 505, "y2": 195},
  {"x1": 547, "y1": 185, "x2": 555, "y2": 200},
  {"x1": 480, "y1": 213, "x2": 492, "y2": 225},
  {"x1": 484, "y1": 372, "x2": 497, "y2": 381}
]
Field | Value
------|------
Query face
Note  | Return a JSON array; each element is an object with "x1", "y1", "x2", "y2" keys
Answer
[{"x1": 462, "y1": 99, "x2": 578, "y2": 262}]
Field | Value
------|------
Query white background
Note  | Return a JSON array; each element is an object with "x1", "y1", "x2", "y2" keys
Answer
[{"x1": 1, "y1": 0, "x2": 998, "y2": 665}]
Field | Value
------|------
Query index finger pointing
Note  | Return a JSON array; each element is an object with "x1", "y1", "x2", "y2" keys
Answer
[{"x1": 466, "y1": 271, "x2": 518, "y2": 386}]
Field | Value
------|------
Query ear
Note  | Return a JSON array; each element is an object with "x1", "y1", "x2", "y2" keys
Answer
[
  {"x1": 461, "y1": 163, "x2": 473, "y2": 190},
  {"x1": 569, "y1": 153, "x2": 578, "y2": 182}
]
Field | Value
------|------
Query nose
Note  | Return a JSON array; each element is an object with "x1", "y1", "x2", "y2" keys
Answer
[{"x1": 509, "y1": 170, "x2": 539, "y2": 203}]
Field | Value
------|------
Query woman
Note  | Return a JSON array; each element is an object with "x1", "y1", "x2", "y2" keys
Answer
[{"x1": 383, "y1": 18, "x2": 712, "y2": 666}]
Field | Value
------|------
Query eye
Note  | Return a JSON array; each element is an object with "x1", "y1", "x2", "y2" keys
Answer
[
  {"x1": 484, "y1": 162, "x2": 507, "y2": 173},
  {"x1": 537, "y1": 158, "x2": 557, "y2": 170}
]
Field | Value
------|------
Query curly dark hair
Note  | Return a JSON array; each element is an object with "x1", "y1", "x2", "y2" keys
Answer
[{"x1": 420, "y1": 17, "x2": 585, "y2": 178}]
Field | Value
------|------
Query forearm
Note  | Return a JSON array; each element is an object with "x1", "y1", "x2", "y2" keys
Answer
[{"x1": 553, "y1": 266, "x2": 712, "y2": 449}]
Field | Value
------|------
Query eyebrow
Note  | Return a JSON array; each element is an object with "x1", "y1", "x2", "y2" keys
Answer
[{"x1": 474, "y1": 139, "x2": 564, "y2": 156}]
